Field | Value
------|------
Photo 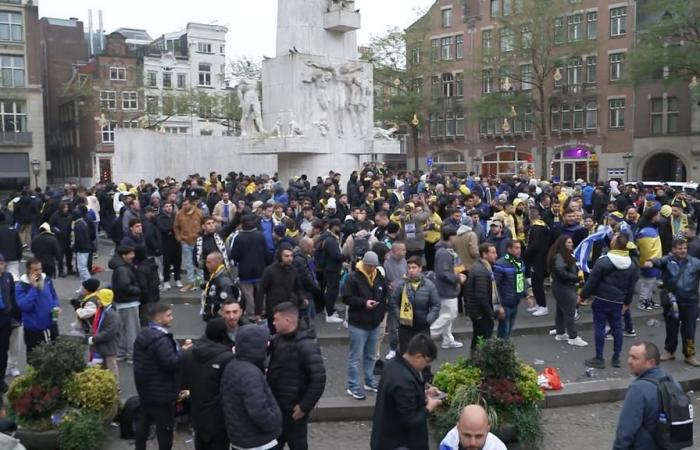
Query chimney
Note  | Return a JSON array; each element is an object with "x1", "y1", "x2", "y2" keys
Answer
[
  {"x1": 98, "y1": 10, "x2": 104, "y2": 52},
  {"x1": 88, "y1": 9, "x2": 94, "y2": 56}
]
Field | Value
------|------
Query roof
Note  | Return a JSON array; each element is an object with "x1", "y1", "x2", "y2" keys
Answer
[{"x1": 112, "y1": 27, "x2": 152, "y2": 41}]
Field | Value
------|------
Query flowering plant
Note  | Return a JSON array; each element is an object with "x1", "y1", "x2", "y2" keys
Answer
[
  {"x1": 10, "y1": 383, "x2": 62, "y2": 426},
  {"x1": 64, "y1": 367, "x2": 119, "y2": 419}
]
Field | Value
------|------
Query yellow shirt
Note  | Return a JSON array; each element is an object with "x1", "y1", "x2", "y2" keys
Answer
[{"x1": 423, "y1": 212, "x2": 442, "y2": 244}]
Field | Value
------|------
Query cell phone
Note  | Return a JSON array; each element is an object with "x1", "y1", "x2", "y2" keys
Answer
[{"x1": 432, "y1": 392, "x2": 447, "y2": 401}]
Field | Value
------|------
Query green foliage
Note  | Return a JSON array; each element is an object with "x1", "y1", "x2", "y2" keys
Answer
[
  {"x1": 432, "y1": 360, "x2": 482, "y2": 398},
  {"x1": 28, "y1": 337, "x2": 86, "y2": 388},
  {"x1": 471, "y1": 338, "x2": 520, "y2": 380},
  {"x1": 57, "y1": 409, "x2": 107, "y2": 450},
  {"x1": 7, "y1": 367, "x2": 63, "y2": 429},
  {"x1": 64, "y1": 367, "x2": 119, "y2": 420},
  {"x1": 510, "y1": 403, "x2": 544, "y2": 448},
  {"x1": 431, "y1": 384, "x2": 499, "y2": 443},
  {"x1": 516, "y1": 363, "x2": 545, "y2": 403}
]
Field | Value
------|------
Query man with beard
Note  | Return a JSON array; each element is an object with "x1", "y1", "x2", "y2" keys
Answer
[
  {"x1": 15, "y1": 258, "x2": 60, "y2": 356},
  {"x1": 439, "y1": 405, "x2": 507, "y2": 450},
  {"x1": 511, "y1": 198, "x2": 530, "y2": 246},
  {"x1": 201, "y1": 252, "x2": 239, "y2": 322},
  {"x1": 194, "y1": 217, "x2": 229, "y2": 282}
]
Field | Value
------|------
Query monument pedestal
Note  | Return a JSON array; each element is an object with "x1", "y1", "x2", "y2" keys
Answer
[{"x1": 324, "y1": 10, "x2": 360, "y2": 32}]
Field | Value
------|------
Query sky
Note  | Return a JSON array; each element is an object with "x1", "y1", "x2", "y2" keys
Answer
[{"x1": 40, "y1": 0, "x2": 432, "y2": 60}]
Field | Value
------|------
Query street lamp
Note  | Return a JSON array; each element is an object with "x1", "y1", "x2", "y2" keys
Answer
[
  {"x1": 411, "y1": 114, "x2": 420, "y2": 172},
  {"x1": 30, "y1": 159, "x2": 41, "y2": 188},
  {"x1": 622, "y1": 152, "x2": 633, "y2": 182}
]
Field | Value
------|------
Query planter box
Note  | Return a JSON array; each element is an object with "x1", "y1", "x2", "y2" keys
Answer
[{"x1": 15, "y1": 428, "x2": 59, "y2": 450}]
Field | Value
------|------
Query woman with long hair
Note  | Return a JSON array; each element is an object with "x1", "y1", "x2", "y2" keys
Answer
[{"x1": 547, "y1": 235, "x2": 588, "y2": 347}]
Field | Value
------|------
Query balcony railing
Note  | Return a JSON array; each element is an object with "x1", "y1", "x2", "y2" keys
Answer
[{"x1": 0, "y1": 132, "x2": 32, "y2": 146}]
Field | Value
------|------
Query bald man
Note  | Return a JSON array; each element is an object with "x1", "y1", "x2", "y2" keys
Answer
[{"x1": 439, "y1": 405, "x2": 506, "y2": 450}]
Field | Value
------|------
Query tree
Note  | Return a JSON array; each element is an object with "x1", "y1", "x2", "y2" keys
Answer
[
  {"x1": 472, "y1": 0, "x2": 595, "y2": 178},
  {"x1": 629, "y1": 0, "x2": 700, "y2": 94}
]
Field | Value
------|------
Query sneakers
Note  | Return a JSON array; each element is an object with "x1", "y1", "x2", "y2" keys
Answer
[
  {"x1": 660, "y1": 351, "x2": 676, "y2": 362},
  {"x1": 179, "y1": 283, "x2": 194, "y2": 293},
  {"x1": 325, "y1": 312, "x2": 344, "y2": 324},
  {"x1": 385, "y1": 350, "x2": 396, "y2": 360},
  {"x1": 441, "y1": 341, "x2": 464, "y2": 349},
  {"x1": 605, "y1": 334, "x2": 614, "y2": 341},
  {"x1": 175, "y1": 280, "x2": 184, "y2": 288},
  {"x1": 568, "y1": 336, "x2": 588, "y2": 347},
  {"x1": 650, "y1": 301, "x2": 662, "y2": 310},
  {"x1": 346, "y1": 388, "x2": 366, "y2": 400},
  {"x1": 364, "y1": 383, "x2": 379, "y2": 393},
  {"x1": 574, "y1": 310, "x2": 581, "y2": 321},
  {"x1": 548, "y1": 329, "x2": 558, "y2": 336},
  {"x1": 623, "y1": 329, "x2": 637, "y2": 338},
  {"x1": 162, "y1": 281, "x2": 172, "y2": 291},
  {"x1": 637, "y1": 302, "x2": 653, "y2": 312},
  {"x1": 685, "y1": 356, "x2": 700, "y2": 367},
  {"x1": 527, "y1": 305, "x2": 539, "y2": 313},
  {"x1": 532, "y1": 306, "x2": 549, "y2": 317},
  {"x1": 611, "y1": 358, "x2": 621, "y2": 368},
  {"x1": 5, "y1": 367, "x2": 20, "y2": 377},
  {"x1": 585, "y1": 357, "x2": 606, "y2": 369},
  {"x1": 554, "y1": 334, "x2": 569, "y2": 341}
]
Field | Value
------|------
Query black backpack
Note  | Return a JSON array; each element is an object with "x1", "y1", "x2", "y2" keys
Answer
[
  {"x1": 642, "y1": 375, "x2": 694, "y2": 450},
  {"x1": 352, "y1": 233, "x2": 370, "y2": 264}
]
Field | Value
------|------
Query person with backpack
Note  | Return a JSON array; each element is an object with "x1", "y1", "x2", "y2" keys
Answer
[
  {"x1": 341, "y1": 220, "x2": 373, "y2": 266},
  {"x1": 613, "y1": 341, "x2": 693, "y2": 450}
]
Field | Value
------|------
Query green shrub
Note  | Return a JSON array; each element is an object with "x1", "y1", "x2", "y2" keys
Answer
[
  {"x1": 470, "y1": 338, "x2": 520, "y2": 380},
  {"x1": 28, "y1": 337, "x2": 86, "y2": 388},
  {"x1": 432, "y1": 360, "x2": 482, "y2": 399},
  {"x1": 58, "y1": 409, "x2": 106, "y2": 450},
  {"x1": 65, "y1": 367, "x2": 119, "y2": 420}
]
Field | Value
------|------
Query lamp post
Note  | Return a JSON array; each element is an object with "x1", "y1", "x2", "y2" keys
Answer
[
  {"x1": 411, "y1": 114, "x2": 420, "y2": 172},
  {"x1": 622, "y1": 152, "x2": 633, "y2": 182},
  {"x1": 30, "y1": 159, "x2": 41, "y2": 188}
]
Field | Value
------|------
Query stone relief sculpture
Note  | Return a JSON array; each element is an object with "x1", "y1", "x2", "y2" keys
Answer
[
  {"x1": 304, "y1": 61, "x2": 363, "y2": 137},
  {"x1": 238, "y1": 79, "x2": 265, "y2": 137},
  {"x1": 271, "y1": 116, "x2": 284, "y2": 138},
  {"x1": 288, "y1": 118, "x2": 304, "y2": 137},
  {"x1": 327, "y1": 0, "x2": 355, "y2": 12},
  {"x1": 374, "y1": 123, "x2": 398, "y2": 141},
  {"x1": 312, "y1": 119, "x2": 330, "y2": 137}
]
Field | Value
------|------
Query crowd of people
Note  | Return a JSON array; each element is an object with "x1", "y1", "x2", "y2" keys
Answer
[{"x1": 0, "y1": 162, "x2": 699, "y2": 448}]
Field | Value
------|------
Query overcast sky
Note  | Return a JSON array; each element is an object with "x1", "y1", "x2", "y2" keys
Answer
[{"x1": 40, "y1": 0, "x2": 431, "y2": 60}]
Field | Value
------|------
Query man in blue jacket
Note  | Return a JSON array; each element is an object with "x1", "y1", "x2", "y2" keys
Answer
[
  {"x1": 133, "y1": 303, "x2": 192, "y2": 450},
  {"x1": 15, "y1": 258, "x2": 60, "y2": 357},
  {"x1": 494, "y1": 240, "x2": 526, "y2": 339}
]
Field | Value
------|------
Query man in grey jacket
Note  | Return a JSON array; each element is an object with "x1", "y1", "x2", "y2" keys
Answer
[{"x1": 430, "y1": 227, "x2": 466, "y2": 349}]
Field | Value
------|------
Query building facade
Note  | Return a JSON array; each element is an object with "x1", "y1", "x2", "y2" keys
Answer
[
  {"x1": 406, "y1": 0, "x2": 660, "y2": 182},
  {"x1": 0, "y1": 0, "x2": 46, "y2": 190}
]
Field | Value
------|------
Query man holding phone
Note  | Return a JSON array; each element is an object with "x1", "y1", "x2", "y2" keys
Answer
[{"x1": 15, "y1": 258, "x2": 60, "y2": 356}]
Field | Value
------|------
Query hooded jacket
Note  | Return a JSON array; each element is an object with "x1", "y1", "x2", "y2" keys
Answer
[
  {"x1": 221, "y1": 325, "x2": 282, "y2": 449},
  {"x1": 30, "y1": 230, "x2": 60, "y2": 268},
  {"x1": 108, "y1": 254, "x2": 141, "y2": 306},
  {"x1": 652, "y1": 255, "x2": 700, "y2": 305},
  {"x1": 90, "y1": 290, "x2": 121, "y2": 357},
  {"x1": 255, "y1": 261, "x2": 302, "y2": 316},
  {"x1": 636, "y1": 222, "x2": 662, "y2": 278},
  {"x1": 433, "y1": 241, "x2": 461, "y2": 298},
  {"x1": 180, "y1": 337, "x2": 235, "y2": 440},
  {"x1": 493, "y1": 255, "x2": 526, "y2": 308},
  {"x1": 389, "y1": 275, "x2": 441, "y2": 330},
  {"x1": 267, "y1": 322, "x2": 326, "y2": 413},
  {"x1": 342, "y1": 261, "x2": 387, "y2": 330},
  {"x1": 48, "y1": 204, "x2": 72, "y2": 242},
  {"x1": 133, "y1": 323, "x2": 181, "y2": 406},
  {"x1": 581, "y1": 250, "x2": 639, "y2": 305},
  {"x1": 0, "y1": 225, "x2": 22, "y2": 263},
  {"x1": 15, "y1": 274, "x2": 60, "y2": 332},
  {"x1": 230, "y1": 227, "x2": 268, "y2": 282}
]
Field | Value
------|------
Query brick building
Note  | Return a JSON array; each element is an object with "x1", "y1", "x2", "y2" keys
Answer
[{"x1": 404, "y1": 0, "x2": 696, "y2": 182}]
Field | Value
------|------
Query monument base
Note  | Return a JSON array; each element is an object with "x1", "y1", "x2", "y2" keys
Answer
[{"x1": 277, "y1": 152, "x2": 366, "y2": 185}]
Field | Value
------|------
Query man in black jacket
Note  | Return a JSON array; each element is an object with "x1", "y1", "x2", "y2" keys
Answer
[
  {"x1": 465, "y1": 243, "x2": 503, "y2": 354},
  {"x1": 256, "y1": 246, "x2": 302, "y2": 331},
  {"x1": 133, "y1": 303, "x2": 191, "y2": 450},
  {"x1": 202, "y1": 252, "x2": 239, "y2": 322},
  {"x1": 30, "y1": 223, "x2": 60, "y2": 279},
  {"x1": 370, "y1": 334, "x2": 442, "y2": 450},
  {"x1": 72, "y1": 208, "x2": 93, "y2": 289},
  {"x1": 181, "y1": 318, "x2": 234, "y2": 450},
  {"x1": 292, "y1": 238, "x2": 322, "y2": 324},
  {"x1": 268, "y1": 302, "x2": 326, "y2": 450},
  {"x1": 0, "y1": 212, "x2": 23, "y2": 280},
  {"x1": 231, "y1": 214, "x2": 268, "y2": 318},
  {"x1": 524, "y1": 208, "x2": 550, "y2": 317},
  {"x1": 109, "y1": 246, "x2": 141, "y2": 362},
  {"x1": 156, "y1": 202, "x2": 181, "y2": 291},
  {"x1": 319, "y1": 219, "x2": 345, "y2": 324},
  {"x1": 49, "y1": 202, "x2": 74, "y2": 276}
]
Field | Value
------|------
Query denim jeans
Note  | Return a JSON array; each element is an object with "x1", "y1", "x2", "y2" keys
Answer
[
  {"x1": 181, "y1": 243, "x2": 196, "y2": 284},
  {"x1": 347, "y1": 325, "x2": 380, "y2": 391},
  {"x1": 76, "y1": 252, "x2": 91, "y2": 283},
  {"x1": 497, "y1": 305, "x2": 518, "y2": 339}
]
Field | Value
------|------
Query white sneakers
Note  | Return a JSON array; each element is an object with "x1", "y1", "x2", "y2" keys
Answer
[
  {"x1": 441, "y1": 341, "x2": 464, "y2": 350},
  {"x1": 554, "y1": 334, "x2": 569, "y2": 341},
  {"x1": 162, "y1": 281, "x2": 171, "y2": 291},
  {"x1": 175, "y1": 280, "x2": 184, "y2": 288},
  {"x1": 532, "y1": 306, "x2": 549, "y2": 316},
  {"x1": 6, "y1": 367, "x2": 20, "y2": 377},
  {"x1": 568, "y1": 336, "x2": 589, "y2": 347},
  {"x1": 385, "y1": 350, "x2": 396, "y2": 360},
  {"x1": 527, "y1": 305, "x2": 539, "y2": 313},
  {"x1": 325, "y1": 312, "x2": 344, "y2": 324}
]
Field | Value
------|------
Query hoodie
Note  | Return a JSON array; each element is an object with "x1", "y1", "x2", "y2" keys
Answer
[
  {"x1": 433, "y1": 241, "x2": 461, "y2": 298},
  {"x1": 108, "y1": 254, "x2": 141, "y2": 306},
  {"x1": 581, "y1": 250, "x2": 639, "y2": 305},
  {"x1": 15, "y1": 273, "x2": 60, "y2": 332}
]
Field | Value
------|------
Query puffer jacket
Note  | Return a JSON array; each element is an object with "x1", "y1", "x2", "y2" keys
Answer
[
  {"x1": 653, "y1": 255, "x2": 700, "y2": 305},
  {"x1": 433, "y1": 241, "x2": 461, "y2": 298},
  {"x1": 550, "y1": 253, "x2": 579, "y2": 287},
  {"x1": 465, "y1": 259, "x2": 495, "y2": 320},
  {"x1": 493, "y1": 256, "x2": 526, "y2": 308},
  {"x1": 267, "y1": 322, "x2": 326, "y2": 413},
  {"x1": 342, "y1": 261, "x2": 387, "y2": 330},
  {"x1": 15, "y1": 274, "x2": 60, "y2": 332},
  {"x1": 221, "y1": 325, "x2": 282, "y2": 449},
  {"x1": 108, "y1": 255, "x2": 141, "y2": 305},
  {"x1": 133, "y1": 324, "x2": 181, "y2": 406},
  {"x1": 581, "y1": 250, "x2": 639, "y2": 305},
  {"x1": 389, "y1": 276, "x2": 441, "y2": 330}
]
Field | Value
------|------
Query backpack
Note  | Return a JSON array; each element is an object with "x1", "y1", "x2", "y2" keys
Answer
[
  {"x1": 642, "y1": 375, "x2": 694, "y2": 449},
  {"x1": 423, "y1": 270, "x2": 437, "y2": 285},
  {"x1": 351, "y1": 233, "x2": 370, "y2": 264}
]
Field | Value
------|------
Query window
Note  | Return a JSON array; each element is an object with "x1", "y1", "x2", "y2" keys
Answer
[
  {"x1": 567, "y1": 58, "x2": 582, "y2": 85},
  {"x1": 431, "y1": 76, "x2": 441, "y2": 98},
  {"x1": 482, "y1": 30, "x2": 493, "y2": 51},
  {"x1": 122, "y1": 91, "x2": 138, "y2": 110},
  {"x1": 0, "y1": 12, "x2": 23, "y2": 42},
  {"x1": 437, "y1": 114, "x2": 445, "y2": 137},
  {"x1": 667, "y1": 97, "x2": 679, "y2": 133},
  {"x1": 442, "y1": 73, "x2": 455, "y2": 98},
  {"x1": 0, "y1": 55, "x2": 23, "y2": 87},
  {"x1": 430, "y1": 114, "x2": 437, "y2": 137},
  {"x1": 455, "y1": 35, "x2": 464, "y2": 59},
  {"x1": 609, "y1": 99, "x2": 625, "y2": 128},
  {"x1": 441, "y1": 37, "x2": 453, "y2": 60},
  {"x1": 162, "y1": 96, "x2": 175, "y2": 116},
  {"x1": 446, "y1": 113, "x2": 455, "y2": 137},
  {"x1": 573, "y1": 103, "x2": 584, "y2": 130},
  {"x1": 163, "y1": 72, "x2": 172, "y2": 88},
  {"x1": 524, "y1": 107, "x2": 533, "y2": 132},
  {"x1": 503, "y1": 0, "x2": 512, "y2": 16},
  {"x1": 521, "y1": 24, "x2": 532, "y2": 49},
  {"x1": 198, "y1": 64, "x2": 211, "y2": 86},
  {"x1": 491, "y1": 0, "x2": 500, "y2": 18},
  {"x1": 609, "y1": 53, "x2": 625, "y2": 81},
  {"x1": 551, "y1": 105, "x2": 560, "y2": 131},
  {"x1": 482, "y1": 69, "x2": 494, "y2": 94},
  {"x1": 412, "y1": 77, "x2": 423, "y2": 95},
  {"x1": 456, "y1": 114, "x2": 465, "y2": 136},
  {"x1": 147, "y1": 71, "x2": 157, "y2": 87},
  {"x1": 561, "y1": 104, "x2": 571, "y2": 130},
  {"x1": 197, "y1": 42, "x2": 212, "y2": 53},
  {"x1": 568, "y1": 14, "x2": 583, "y2": 42},
  {"x1": 455, "y1": 72, "x2": 464, "y2": 97},
  {"x1": 650, "y1": 98, "x2": 663, "y2": 135},
  {"x1": 146, "y1": 96, "x2": 159, "y2": 115},
  {"x1": 610, "y1": 7, "x2": 626, "y2": 37},
  {"x1": 109, "y1": 67, "x2": 126, "y2": 81},
  {"x1": 177, "y1": 73, "x2": 186, "y2": 89},
  {"x1": 431, "y1": 39, "x2": 439, "y2": 62},
  {"x1": 0, "y1": 100, "x2": 26, "y2": 132},
  {"x1": 220, "y1": 44, "x2": 225, "y2": 55},
  {"x1": 500, "y1": 27, "x2": 513, "y2": 53},
  {"x1": 587, "y1": 12, "x2": 597, "y2": 39},
  {"x1": 521, "y1": 64, "x2": 532, "y2": 90},
  {"x1": 586, "y1": 56, "x2": 597, "y2": 83},
  {"x1": 442, "y1": 8, "x2": 453, "y2": 27},
  {"x1": 99, "y1": 91, "x2": 116, "y2": 110},
  {"x1": 554, "y1": 17, "x2": 564, "y2": 44},
  {"x1": 101, "y1": 121, "x2": 116, "y2": 143},
  {"x1": 586, "y1": 101, "x2": 598, "y2": 129},
  {"x1": 411, "y1": 47, "x2": 421, "y2": 65},
  {"x1": 122, "y1": 120, "x2": 140, "y2": 129}
]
